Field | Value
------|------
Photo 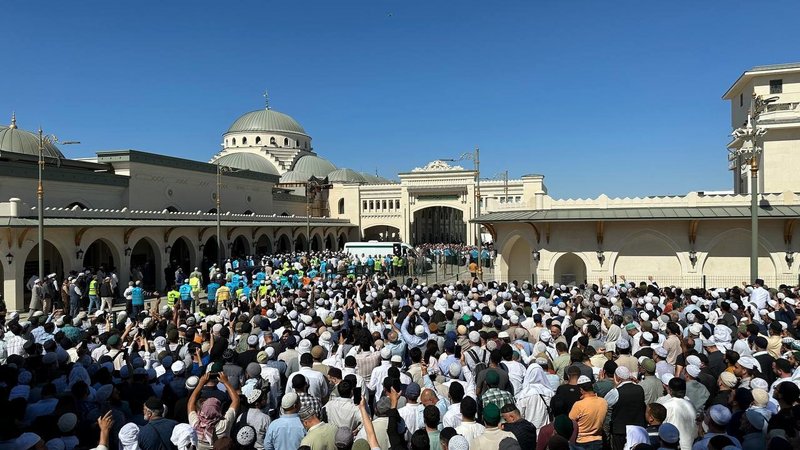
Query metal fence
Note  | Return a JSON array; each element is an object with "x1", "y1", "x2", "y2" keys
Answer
[{"x1": 613, "y1": 275, "x2": 800, "y2": 289}]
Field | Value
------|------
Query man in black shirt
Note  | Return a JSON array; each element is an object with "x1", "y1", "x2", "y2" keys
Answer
[
  {"x1": 555, "y1": 366, "x2": 583, "y2": 413},
  {"x1": 500, "y1": 404, "x2": 537, "y2": 449}
]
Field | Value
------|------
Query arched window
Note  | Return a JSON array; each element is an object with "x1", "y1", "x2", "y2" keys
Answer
[
  {"x1": 382, "y1": 200, "x2": 387, "y2": 210},
  {"x1": 369, "y1": 201, "x2": 374, "y2": 210},
  {"x1": 283, "y1": 138, "x2": 289, "y2": 146},
  {"x1": 338, "y1": 198, "x2": 345, "y2": 214},
  {"x1": 280, "y1": 212, "x2": 289, "y2": 216},
  {"x1": 66, "y1": 201, "x2": 88, "y2": 210},
  {"x1": 270, "y1": 137, "x2": 276, "y2": 145},
  {"x1": 166, "y1": 206, "x2": 180, "y2": 212},
  {"x1": 395, "y1": 200, "x2": 400, "y2": 209},
  {"x1": 304, "y1": 142, "x2": 308, "y2": 149},
  {"x1": 363, "y1": 200, "x2": 367, "y2": 211},
  {"x1": 243, "y1": 209, "x2": 254, "y2": 215},
  {"x1": 255, "y1": 136, "x2": 261, "y2": 144},
  {"x1": 232, "y1": 138, "x2": 237, "y2": 145},
  {"x1": 242, "y1": 137, "x2": 248, "y2": 145},
  {"x1": 296, "y1": 140, "x2": 300, "y2": 147},
  {"x1": 225, "y1": 139, "x2": 228, "y2": 146}
]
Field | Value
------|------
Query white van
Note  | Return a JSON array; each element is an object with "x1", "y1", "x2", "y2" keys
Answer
[{"x1": 343, "y1": 241, "x2": 417, "y2": 259}]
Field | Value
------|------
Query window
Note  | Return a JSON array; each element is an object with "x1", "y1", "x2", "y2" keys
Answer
[
  {"x1": 296, "y1": 140, "x2": 300, "y2": 147},
  {"x1": 225, "y1": 139, "x2": 228, "y2": 146},
  {"x1": 284, "y1": 138, "x2": 289, "y2": 146},
  {"x1": 382, "y1": 200, "x2": 387, "y2": 209},
  {"x1": 388, "y1": 200, "x2": 393, "y2": 210},
  {"x1": 232, "y1": 138, "x2": 236, "y2": 145},
  {"x1": 338, "y1": 198, "x2": 345, "y2": 214},
  {"x1": 242, "y1": 137, "x2": 247, "y2": 145},
  {"x1": 395, "y1": 200, "x2": 400, "y2": 209},
  {"x1": 363, "y1": 200, "x2": 368, "y2": 211},
  {"x1": 304, "y1": 142, "x2": 308, "y2": 149},
  {"x1": 515, "y1": 196, "x2": 521, "y2": 203},
  {"x1": 740, "y1": 93, "x2": 743, "y2": 107},
  {"x1": 369, "y1": 200, "x2": 374, "y2": 210},
  {"x1": 270, "y1": 137, "x2": 276, "y2": 145},
  {"x1": 770, "y1": 79, "x2": 783, "y2": 94},
  {"x1": 256, "y1": 136, "x2": 261, "y2": 144}
]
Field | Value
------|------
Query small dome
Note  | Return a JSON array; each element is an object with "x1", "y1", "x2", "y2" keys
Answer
[
  {"x1": 360, "y1": 172, "x2": 393, "y2": 184},
  {"x1": 227, "y1": 109, "x2": 308, "y2": 136},
  {"x1": 279, "y1": 170, "x2": 311, "y2": 184},
  {"x1": 293, "y1": 155, "x2": 337, "y2": 178},
  {"x1": 328, "y1": 168, "x2": 366, "y2": 184},
  {"x1": 0, "y1": 115, "x2": 65, "y2": 159},
  {"x1": 213, "y1": 152, "x2": 280, "y2": 176}
]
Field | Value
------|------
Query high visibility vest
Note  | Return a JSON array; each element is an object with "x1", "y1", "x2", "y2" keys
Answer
[
  {"x1": 167, "y1": 290, "x2": 180, "y2": 308},
  {"x1": 89, "y1": 280, "x2": 98, "y2": 296}
]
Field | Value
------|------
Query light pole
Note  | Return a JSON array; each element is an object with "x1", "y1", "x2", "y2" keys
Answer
[
  {"x1": 491, "y1": 170, "x2": 509, "y2": 204},
  {"x1": 305, "y1": 177, "x2": 332, "y2": 253},
  {"x1": 461, "y1": 147, "x2": 482, "y2": 270},
  {"x1": 35, "y1": 126, "x2": 78, "y2": 283},
  {"x1": 729, "y1": 93, "x2": 776, "y2": 281},
  {"x1": 216, "y1": 162, "x2": 241, "y2": 267}
]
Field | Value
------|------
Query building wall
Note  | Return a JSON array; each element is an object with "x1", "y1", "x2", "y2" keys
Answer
[
  {"x1": 762, "y1": 128, "x2": 800, "y2": 193},
  {"x1": 0, "y1": 176, "x2": 127, "y2": 210}
]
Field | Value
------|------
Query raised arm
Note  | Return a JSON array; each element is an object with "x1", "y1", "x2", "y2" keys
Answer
[
  {"x1": 359, "y1": 396, "x2": 380, "y2": 450},
  {"x1": 219, "y1": 372, "x2": 240, "y2": 411},
  {"x1": 188, "y1": 372, "x2": 209, "y2": 415}
]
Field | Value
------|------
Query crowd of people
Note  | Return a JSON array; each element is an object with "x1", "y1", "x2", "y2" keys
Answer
[{"x1": 3, "y1": 250, "x2": 800, "y2": 450}]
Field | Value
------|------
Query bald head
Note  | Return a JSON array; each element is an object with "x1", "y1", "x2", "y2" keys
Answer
[
  {"x1": 388, "y1": 331, "x2": 398, "y2": 343},
  {"x1": 420, "y1": 389, "x2": 438, "y2": 406}
]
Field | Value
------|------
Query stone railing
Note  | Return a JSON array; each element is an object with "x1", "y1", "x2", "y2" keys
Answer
[{"x1": 542, "y1": 190, "x2": 800, "y2": 210}]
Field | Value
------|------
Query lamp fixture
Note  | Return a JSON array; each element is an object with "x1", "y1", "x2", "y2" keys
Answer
[
  {"x1": 165, "y1": 245, "x2": 172, "y2": 254},
  {"x1": 227, "y1": 242, "x2": 233, "y2": 250},
  {"x1": 689, "y1": 250, "x2": 698, "y2": 266},
  {"x1": 124, "y1": 247, "x2": 132, "y2": 257},
  {"x1": 5, "y1": 252, "x2": 12, "y2": 264},
  {"x1": 786, "y1": 251, "x2": 794, "y2": 266},
  {"x1": 532, "y1": 250, "x2": 540, "y2": 262},
  {"x1": 199, "y1": 244, "x2": 205, "y2": 252},
  {"x1": 596, "y1": 250, "x2": 605, "y2": 265},
  {"x1": 76, "y1": 249, "x2": 84, "y2": 260}
]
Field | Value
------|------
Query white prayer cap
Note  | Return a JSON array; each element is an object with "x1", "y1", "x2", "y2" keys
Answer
[{"x1": 686, "y1": 365, "x2": 701, "y2": 378}]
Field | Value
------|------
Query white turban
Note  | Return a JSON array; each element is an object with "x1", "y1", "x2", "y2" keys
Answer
[
  {"x1": 119, "y1": 423, "x2": 140, "y2": 450},
  {"x1": 170, "y1": 423, "x2": 198, "y2": 450}
]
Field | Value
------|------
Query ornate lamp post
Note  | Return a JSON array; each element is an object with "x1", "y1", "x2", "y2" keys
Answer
[
  {"x1": 729, "y1": 93, "x2": 776, "y2": 281},
  {"x1": 216, "y1": 162, "x2": 241, "y2": 267}
]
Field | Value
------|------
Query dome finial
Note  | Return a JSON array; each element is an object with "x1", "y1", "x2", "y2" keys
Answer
[
  {"x1": 263, "y1": 90, "x2": 270, "y2": 110},
  {"x1": 9, "y1": 111, "x2": 17, "y2": 129}
]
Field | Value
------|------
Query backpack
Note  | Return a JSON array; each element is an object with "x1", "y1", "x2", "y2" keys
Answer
[{"x1": 468, "y1": 348, "x2": 489, "y2": 376}]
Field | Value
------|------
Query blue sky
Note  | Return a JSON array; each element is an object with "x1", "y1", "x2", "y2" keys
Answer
[{"x1": 2, "y1": 1, "x2": 799, "y2": 199}]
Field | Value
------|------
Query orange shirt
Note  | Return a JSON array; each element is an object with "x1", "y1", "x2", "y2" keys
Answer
[
  {"x1": 469, "y1": 262, "x2": 478, "y2": 273},
  {"x1": 569, "y1": 394, "x2": 608, "y2": 443}
]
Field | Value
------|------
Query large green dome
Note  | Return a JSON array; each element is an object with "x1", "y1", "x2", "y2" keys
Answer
[
  {"x1": 227, "y1": 108, "x2": 308, "y2": 136},
  {"x1": 0, "y1": 116, "x2": 64, "y2": 159},
  {"x1": 214, "y1": 152, "x2": 280, "y2": 176},
  {"x1": 293, "y1": 155, "x2": 337, "y2": 178}
]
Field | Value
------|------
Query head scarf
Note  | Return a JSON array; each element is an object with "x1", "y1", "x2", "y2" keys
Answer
[
  {"x1": 170, "y1": 423, "x2": 198, "y2": 450},
  {"x1": 623, "y1": 425, "x2": 649, "y2": 450},
  {"x1": 605, "y1": 324, "x2": 622, "y2": 350},
  {"x1": 194, "y1": 397, "x2": 223, "y2": 443},
  {"x1": 68, "y1": 364, "x2": 91, "y2": 387},
  {"x1": 119, "y1": 423, "x2": 140, "y2": 450},
  {"x1": 522, "y1": 363, "x2": 553, "y2": 395}
]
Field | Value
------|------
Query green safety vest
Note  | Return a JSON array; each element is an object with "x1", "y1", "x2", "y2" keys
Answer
[{"x1": 89, "y1": 280, "x2": 97, "y2": 296}]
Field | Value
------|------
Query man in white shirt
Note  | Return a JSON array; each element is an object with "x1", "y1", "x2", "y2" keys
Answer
[
  {"x1": 658, "y1": 378, "x2": 698, "y2": 450},
  {"x1": 442, "y1": 383, "x2": 464, "y2": 428},
  {"x1": 323, "y1": 379, "x2": 362, "y2": 431},
  {"x1": 454, "y1": 397, "x2": 485, "y2": 444},
  {"x1": 398, "y1": 383, "x2": 424, "y2": 440},
  {"x1": 286, "y1": 353, "x2": 328, "y2": 399},
  {"x1": 751, "y1": 279, "x2": 770, "y2": 310}
]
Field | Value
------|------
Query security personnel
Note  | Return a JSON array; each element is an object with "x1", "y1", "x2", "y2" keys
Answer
[
  {"x1": 167, "y1": 285, "x2": 180, "y2": 309},
  {"x1": 179, "y1": 280, "x2": 192, "y2": 310},
  {"x1": 206, "y1": 278, "x2": 220, "y2": 311}
]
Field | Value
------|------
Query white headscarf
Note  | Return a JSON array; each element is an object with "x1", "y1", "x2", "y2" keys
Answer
[
  {"x1": 170, "y1": 423, "x2": 198, "y2": 450},
  {"x1": 68, "y1": 364, "x2": 91, "y2": 388},
  {"x1": 623, "y1": 425, "x2": 649, "y2": 450},
  {"x1": 119, "y1": 423, "x2": 140, "y2": 450}
]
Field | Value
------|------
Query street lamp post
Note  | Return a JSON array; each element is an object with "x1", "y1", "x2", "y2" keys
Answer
[
  {"x1": 730, "y1": 93, "x2": 775, "y2": 281},
  {"x1": 461, "y1": 147, "x2": 482, "y2": 270},
  {"x1": 36, "y1": 125, "x2": 78, "y2": 283},
  {"x1": 216, "y1": 162, "x2": 241, "y2": 268}
]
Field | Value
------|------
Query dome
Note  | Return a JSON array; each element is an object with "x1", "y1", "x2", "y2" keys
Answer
[
  {"x1": 279, "y1": 170, "x2": 311, "y2": 184},
  {"x1": 0, "y1": 115, "x2": 65, "y2": 159},
  {"x1": 213, "y1": 152, "x2": 280, "y2": 176},
  {"x1": 360, "y1": 172, "x2": 393, "y2": 184},
  {"x1": 328, "y1": 168, "x2": 366, "y2": 184},
  {"x1": 293, "y1": 155, "x2": 337, "y2": 178},
  {"x1": 227, "y1": 108, "x2": 308, "y2": 136}
]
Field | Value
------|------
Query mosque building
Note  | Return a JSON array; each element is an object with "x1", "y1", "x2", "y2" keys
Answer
[{"x1": 1, "y1": 62, "x2": 799, "y2": 311}]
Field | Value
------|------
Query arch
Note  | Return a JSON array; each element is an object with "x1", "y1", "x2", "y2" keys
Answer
[
  {"x1": 280, "y1": 212, "x2": 289, "y2": 217},
  {"x1": 283, "y1": 137, "x2": 289, "y2": 146},
  {"x1": 553, "y1": 252, "x2": 588, "y2": 286},
  {"x1": 270, "y1": 137, "x2": 276, "y2": 146},
  {"x1": 243, "y1": 209, "x2": 254, "y2": 215},
  {"x1": 338, "y1": 232, "x2": 347, "y2": 251},
  {"x1": 83, "y1": 238, "x2": 118, "y2": 275},
  {"x1": 232, "y1": 138, "x2": 237, "y2": 145},
  {"x1": 363, "y1": 225, "x2": 401, "y2": 242},
  {"x1": 166, "y1": 206, "x2": 180, "y2": 213},
  {"x1": 66, "y1": 201, "x2": 89, "y2": 210},
  {"x1": 276, "y1": 234, "x2": 292, "y2": 253},
  {"x1": 23, "y1": 241, "x2": 67, "y2": 301},
  {"x1": 202, "y1": 236, "x2": 220, "y2": 275},
  {"x1": 256, "y1": 234, "x2": 272, "y2": 255},
  {"x1": 295, "y1": 234, "x2": 308, "y2": 252},
  {"x1": 242, "y1": 137, "x2": 248, "y2": 145},
  {"x1": 501, "y1": 234, "x2": 533, "y2": 284},
  {"x1": 338, "y1": 198, "x2": 345, "y2": 214},
  {"x1": 701, "y1": 228, "x2": 778, "y2": 282},
  {"x1": 168, "y1": 236, "x2": 193, "y2": 279},
  {"x1": 325, "y1": 234, "x2": 333, "y2": 251},
  {"x1": 411, "y1": 206, "x2": 467, "y2": 245},
  {"x1": 611, "y1": 230, "x2": 685, "y2": 279},
  {"x1": 311, "y1": 234, "x2": 323, "y2": 252},
  {"x1": 255, "y1": 136, "x2": 261, "y2": 145},
  {"x1": 208, "y1": 208, "x2": 217, "y2": 214},
  {"x1": 130, "y1": 236, "x2": 160, "y2": 291},
  {"x1": 231, "y1": 235, "x2": 249, "y2": 259}
]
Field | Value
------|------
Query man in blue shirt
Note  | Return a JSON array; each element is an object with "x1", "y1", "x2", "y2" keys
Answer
[
  {"x1": 138, "y1": 396, "x2": 178, "y2": 449},
  {"x1": 206, "y1": 279, "x2": 220, "y2": 311},
  {"x1": 179, "y1": 281, "x2": 192, "y2": 311},
  {"x1": 265, "y1": 392, "x2": 306, "y2": 450}
]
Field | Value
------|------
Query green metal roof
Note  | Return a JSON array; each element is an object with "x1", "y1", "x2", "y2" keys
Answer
[
  {"x1": 292, "y1": 155, "x2": 337, "y2": 178},
  {"x1": 0, "y1": 124, "x2": 64, "y2": 159},
  {"x1": 328, "y1": 168, "x2": 366, "y2": 183},
  {"x1": 473, "y1": 205, "x2": 800, "y2": 223},
  {"x1": 279, "y1": 170, "x2": 311, "y2": 184},
  {"x1": 2, "y1": 217, "x2": 356, "y2": 228},
  {"x1": 227, "y1": 109, "x2": 308, "y2": 136},
  {"x1": 214, "y1": 152, "x2": 279, "y2": 176}
]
